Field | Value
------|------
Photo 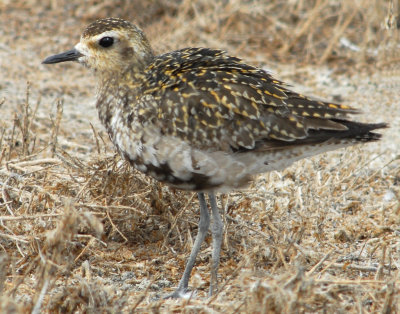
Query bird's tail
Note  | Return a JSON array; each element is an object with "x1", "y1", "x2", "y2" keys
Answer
[{"x1": 306, "y1": 120, "x2": 388, "y2": 143}]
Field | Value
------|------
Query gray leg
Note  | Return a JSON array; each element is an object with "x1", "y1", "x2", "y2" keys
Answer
[
  {"x1": 164, "y1": 192, "x2": 210, "y2": 299},
  {"x1": 208, "y1": 193, "x2": 223, "y2": 296}
]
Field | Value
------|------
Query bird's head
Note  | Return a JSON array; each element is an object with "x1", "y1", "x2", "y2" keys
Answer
[{"x1": 43, "y1": 18, "x2": 154, "y2": 75}]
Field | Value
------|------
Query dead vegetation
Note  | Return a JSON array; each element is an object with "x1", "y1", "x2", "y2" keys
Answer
[{"x1": 0, "y1": 0, "x2": 399, "y2": 312}]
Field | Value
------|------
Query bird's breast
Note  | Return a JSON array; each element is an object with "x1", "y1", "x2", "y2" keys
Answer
[{"x1": 96, "y1": 98, "x2": 252, "y2": 192}]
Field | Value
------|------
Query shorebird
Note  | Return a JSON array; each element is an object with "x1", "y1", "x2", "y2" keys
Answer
[{"x1": 43, "y1": 17, "x2": 387, "y2": 298}]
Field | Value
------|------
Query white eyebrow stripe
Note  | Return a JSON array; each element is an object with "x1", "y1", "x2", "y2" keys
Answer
[{"x1": 91, "y1": 30, "x2": 121, "y2": 42}]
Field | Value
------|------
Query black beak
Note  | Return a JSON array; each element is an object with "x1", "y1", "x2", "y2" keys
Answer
[{"x1": 42, "y1": 48, "x2": 83, "y2": 64}]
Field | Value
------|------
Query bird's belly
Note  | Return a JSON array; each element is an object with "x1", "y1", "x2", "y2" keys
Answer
[
  {"x1": 109, "y1": 127, "x2": 218, "y2": 191},
  {"x1": 121, "y1": 148, "x2": 222, "y2": 192},
  {"x1": 108, "y1": 124, "x2": 257, "y2": 192}
]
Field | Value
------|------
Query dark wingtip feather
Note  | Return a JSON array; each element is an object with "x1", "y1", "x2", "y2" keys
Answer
[
  {"x1": 313, "y1": 120, "x2": 389, "y2": 142},
  {"x1": 352, "y1": 122, "x2": 388, "y2": 142}
]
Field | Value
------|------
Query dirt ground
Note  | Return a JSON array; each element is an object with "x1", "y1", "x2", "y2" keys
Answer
[{"x1": 0, "y1": 1, "x2": 399, "y2": 313}]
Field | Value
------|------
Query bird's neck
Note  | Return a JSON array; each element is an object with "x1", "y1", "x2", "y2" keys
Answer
[
  {"x1": 96, "y1": 67, "x2": 146, "y2": 93},
  {"x1": 95, "y1": 69, "x2": 145, "y2": 132}
]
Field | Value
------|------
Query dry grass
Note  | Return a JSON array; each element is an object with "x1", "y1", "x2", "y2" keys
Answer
[{"x1": 0, "y1": 0, "x2": 399, "y2": 312}]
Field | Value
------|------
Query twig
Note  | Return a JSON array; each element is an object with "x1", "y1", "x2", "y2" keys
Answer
[
  {"x1": 50, "y1": 99, "x2": 64, "y2": 157},
  {"x1": 375, "y1": 244, "x2": 387, "y2": 280},
  {"x1": 306, "y1": 248, "x2": 334, "y2": 276},
  {"x1": 0, "y1": 213, "x2": 64, "y2": 221},
  {"x1": 329, "y1": 262, "x2": 378, "y2": 272},
  {"x1": 277, "y1": 247, "x2": 289, "y2": 270},
  {"x1": 0, "y1": 232, "x2": 29, "y2": 243},
  {"x1": 3, "y1": 224, "x2": 26, "y2": 258},
  {"x1": 315, "y1": 279, "x2": 398, "y2": 285},
  {"x1": 382, "y1": 281, "x2": 396, "y2": 314},
  {"x1": 106, "y1": 210, "x2": 128, "y2": 243},
  {"x1": 76, "y1": 234, "x2": 107, "y2": 247},
  {"x1": 2, "y1": 176, "x2": 15, "y2": 216},
  {"x1": 7, "y1": 158, "x2": 61, "y2": 168},
  {"x1": 74, "y1": 238, "x2": 95, "y2": 263},
  {"x1": 81, "y1": 203, "x2": 147, "y2": 216},
  {"x1": 162, "y1": 193, "x2": 196, "y2": 249},
  {"x1": 31, "y1": 278, "x2": 49, "y2": 314},
  {"x1": 207, "y1": 260, "x2": 245, "y2": 305},
  {"x1": 279, "y1": 0, "x2": 326, "y2": 54},
  {"x1": 318, "y1": 4, "x2": 358, "y2": 64},
  {"x1": 22, "y1": 81, "x2": 31, "y2": 156},
  {"x1": 90, "y1": 123, "x2": 101, "y2": 155},
  {"x1": 226, "y1": 215, "x2": 271, "y2": 241},
  {"x1": 131, "y1": 279, "x2": 155, "y2": 311}
]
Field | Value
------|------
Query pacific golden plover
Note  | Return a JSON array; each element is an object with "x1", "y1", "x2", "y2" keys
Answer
[{"x1": 43, "y1": 17, "x2": 387, "y2": 298}]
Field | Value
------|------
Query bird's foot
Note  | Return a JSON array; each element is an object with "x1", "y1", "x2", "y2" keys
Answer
[{"x1": 163, "y1": 288, "x2": 196, "y2": 300}]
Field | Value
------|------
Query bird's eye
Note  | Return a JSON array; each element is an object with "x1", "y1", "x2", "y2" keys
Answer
[{"x1": 99, "y1": 37, "x2": 114, "y2": 48}]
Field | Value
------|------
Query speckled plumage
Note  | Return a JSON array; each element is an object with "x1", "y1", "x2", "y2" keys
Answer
[
  {"x1": 81, "y1": 20, "x2": 385, "y2": 192},
  {"x1": 43, "y1": 17, "x2": 387, "y2": 297}
]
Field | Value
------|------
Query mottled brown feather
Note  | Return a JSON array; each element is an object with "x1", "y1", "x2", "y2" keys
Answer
[{"x1": 43, "y1": 17, "x2": 387, "y2": 191}]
